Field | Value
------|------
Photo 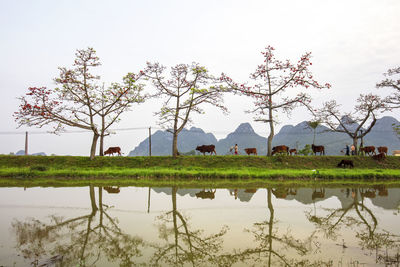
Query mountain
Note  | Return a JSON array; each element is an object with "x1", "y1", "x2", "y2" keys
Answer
[
  {"x1": 273, "y1": 116, "x2": 400, "y2": 155},
  {"x1": 128, "y1": 127, "x2": 217, "y2": 156},
  {"x1": 15, "y1": 150, "x2": 47, "y2": 156},
  {"x1": 215, "y1": 123, "x2": 267, "y2": 155},
  {"x1": 128, "y1": 116, "x2": 400, "y2": 156}
]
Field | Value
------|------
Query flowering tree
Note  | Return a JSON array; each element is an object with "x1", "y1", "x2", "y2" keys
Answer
[
  {"x1": 376, "y1": 67, "x2": 400, "y2": 108},
  {"x1": 221, "y1": 46, "x2": 330, "y2": 155},
  {"x1": 14, "y1": 48, "x2": 146, "y2": 159},
  {"x1": 313, "y1": 94, "x2": 385, "y2": 154},
  {"x1": 144, "y1": 62, "x2": 227, "y2": 157}
]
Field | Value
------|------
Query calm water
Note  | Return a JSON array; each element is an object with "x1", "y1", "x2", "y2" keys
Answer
[{"x1": 0, "y1": 185, "x2": 399, "y2": 266}]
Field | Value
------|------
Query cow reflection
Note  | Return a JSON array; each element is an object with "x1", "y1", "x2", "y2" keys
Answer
[
  {"x1": 104, "y1": 186, "x2": 120, "y2": 194},
  {"x1": 272, "y1": 188, "x2": 297, "y2": 199},
  {"x1": 312, "y1": 188, "x2": 325, "y2": 200},
  {"x1": 195, "y1": 189, "x2": 216, "y2": 199}
]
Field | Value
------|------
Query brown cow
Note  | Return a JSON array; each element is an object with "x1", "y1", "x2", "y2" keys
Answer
[
  {"x1": 372, "y1": 152, "x2": 385, "y2": 161},
  {"x1": 271, "y1": 145, "x2": 289, "y2": 156},
  {"x1": 377, "y1": 146, "x2": 388, "y2": 155},
  {"x1": 289, "y1": 149, "x2": 297, "y2": 155},
  {"x1": 244, "y1": 148, "x2": 257, "y2": 155},
  {"x1": 104, "y1": 186, "x2": 120, "y2": 194},
  {"x1": 196, "y1": 145, "x2": 216, "y2": 155},
  {"x1": 104, "y1": 146, "x2": 122, "y2": 156},
  {"x1": 311, "y1": 144, "x2": 325, "y2": 155},
  {"x1": 360, "y1": 146, "x2": 376, "y2": 156}
]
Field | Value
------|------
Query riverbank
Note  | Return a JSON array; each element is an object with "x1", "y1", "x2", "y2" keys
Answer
[{"x1": 0, "y1": 155, "x2": 399, "y2": 183}]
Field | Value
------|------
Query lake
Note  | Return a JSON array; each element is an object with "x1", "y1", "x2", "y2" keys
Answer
[{"x1": 0, "y1": 185, "x2": 399, "y2": 266}]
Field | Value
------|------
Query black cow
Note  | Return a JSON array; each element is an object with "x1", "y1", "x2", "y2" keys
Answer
[
  {"x1": 337, "y1": 159, "x2": 354, "y2": 168},
  {"x1": 196, "y1": 145, "x2": 217, "y2": 155}
]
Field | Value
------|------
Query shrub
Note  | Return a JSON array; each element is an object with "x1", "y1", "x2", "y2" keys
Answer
[
  {"x1": 299, "y1": 144, "x2": 313, "y2": 156},
  {"x1": 30, "y1": 165, "x2": 48, "y2": 172}
]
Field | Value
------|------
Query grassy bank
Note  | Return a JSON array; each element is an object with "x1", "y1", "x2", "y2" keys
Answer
[{"x1": 0, "y1": 155, "x2": 399, "y2": 182}]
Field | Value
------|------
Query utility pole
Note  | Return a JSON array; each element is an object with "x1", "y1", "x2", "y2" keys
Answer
[
  {"x1": 25, "y1": 131, "x2": 28, "y2": 155},
  {"x1": 149, "y1": 127, "x2": 152, "y2": 157}
]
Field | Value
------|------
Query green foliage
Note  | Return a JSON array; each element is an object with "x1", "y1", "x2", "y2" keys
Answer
[
  {"x1": 298, "y1": 144, "x2": 313, "y2": 156},
  {"x1": 393, "y1": 123, "x2": 400, "y2": 138},
  {"x1": 29, "y1": 165, "x2": 48, "y2": 172}
]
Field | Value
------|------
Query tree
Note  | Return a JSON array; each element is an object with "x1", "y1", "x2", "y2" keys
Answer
[
  {"x1": 376, "y1": 66, "x2": 400, "y2": 108},
  {"x1": 313, "y1": 94, "x2": 385, "y2": 155},
  {"x1": 306, "y1": 120, "x2": 321, "y2": 145},
  {"x1": 221, "y1": 46, "x2": 330, "y2": 156},
  {"x1": 14, "y1": 48, "x2": 146, "y2": 159},
  {"x1": 144, "y1": 62, "x2": 227, "y2": 157}
]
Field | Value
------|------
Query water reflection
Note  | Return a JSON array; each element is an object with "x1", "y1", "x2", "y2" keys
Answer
[
  {"x1": 1, "y1": 185, "x2": 399, "y2": 266},
  {"x1": 12, "y1": 186, "x2": 146, "y2": 266}
]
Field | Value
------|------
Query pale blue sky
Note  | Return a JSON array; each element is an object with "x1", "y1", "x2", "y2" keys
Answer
[{"x1": 1, "y1": 0, "x2": 399, "y2": 155}]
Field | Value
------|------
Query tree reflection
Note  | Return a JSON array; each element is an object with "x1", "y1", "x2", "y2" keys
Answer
[
  {"x1": 228, "y1": 188, "x2": 323, "y2": 267},
  {"x1": 305, "y1": 187, "x2": 400, "y2": 265},
  {"x1": 12, "y1": 186, "x2": 146, "y2": 266},
  {"x1": 151, "y1": 186, "x2": 228, "y2": 266}
]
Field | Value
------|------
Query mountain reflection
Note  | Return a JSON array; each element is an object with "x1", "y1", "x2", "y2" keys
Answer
[{"x1": 7, "y1": 185, "x2": 400, "y2": 266}]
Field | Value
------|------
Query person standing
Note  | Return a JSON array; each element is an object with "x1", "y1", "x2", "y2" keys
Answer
[
  {"x1": 351, "y1": 145, "x2": 355, "y2": 155},
  {"x1": 345, "y1": 144, "x2": 350, "y2": 156},
  {"x1": 234, "y1": 144, "x2": 238, "y2": 155}
]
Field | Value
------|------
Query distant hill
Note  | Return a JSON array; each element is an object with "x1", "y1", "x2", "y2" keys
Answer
[
  {"x1": 128, "y1": 127, "x2": 217, "y2": 156},
  {"x1": 128, "y1": 116, "x2": 400, "y2": 156},
  {"x1": 216, "y1": 123, "x2": 267, "y2": 155},
  {"x1": 15, "y1": 150, "x2": 47, "y2": 156},
  {"x1": 274, "y1": 116, "x2": 400, "y2": 155}
]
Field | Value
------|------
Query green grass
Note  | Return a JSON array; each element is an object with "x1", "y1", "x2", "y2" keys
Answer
[{"x1": 0, "y1": 155, "x2": 399, "y2": 184}]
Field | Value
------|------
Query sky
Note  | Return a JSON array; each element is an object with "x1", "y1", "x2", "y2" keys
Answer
[{"x1": 0, "y1": 0, "x2": 399, "y2": 156}]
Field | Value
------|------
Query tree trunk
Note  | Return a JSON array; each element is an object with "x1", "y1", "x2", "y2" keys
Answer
[
  {"x1": 172, "y1": 131, "x2": 179, "y2": 158},
  {"x1": 99, "y1": 132, "x2": 104, "y2": 156},
  {"x1": 353, "y1": 137, "x2": 358, "y2": 156},
  {"x1": 90, "y1": 133, "x2": 99, "y2": 160},
  {"x1": 267, "y1": 106, "x2": 274, "y2": 156},
  {"x1": 313, "y1": 130, "x2": 316, "y2": 145}
]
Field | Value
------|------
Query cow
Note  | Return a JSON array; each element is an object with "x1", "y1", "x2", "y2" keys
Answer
[
  {"x1": 244, "y1": 148, "x2": 257, "y2": 155},
  {"x1": 195, "y1": 145, "x2": 217, "y2": 155},
  {"x1": 372, "y1": 152, "x2": 385, "y2": 161},
  {"x1": 104, "y1": 186, "x2": 120, "y2": 194},
  {"x1": 337, "y1": 159, "x2": 354, "y2": 168},
  {"x1": 311, "y1": 144, "x2": 325, "y2": 155},
  {"x1": 360, "y1": 146, "x2": 376, "y2": 156},
  {"x1": 289, "y1": 149, "x2": 297, "y2": 155},
  {"x1": 377, "y1": 146, "x2": 388, "y2": 155},
  {"x1": 104, "y1": 146, "x2": 122, "y2": 156},
  {"x1": 271, "y1": 145, "x2": 289, "y2": 156}
]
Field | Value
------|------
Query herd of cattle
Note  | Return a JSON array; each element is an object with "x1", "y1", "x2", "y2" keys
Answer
[{"x1": 104, "y1": 144, "x2": 398, "y2": 162}]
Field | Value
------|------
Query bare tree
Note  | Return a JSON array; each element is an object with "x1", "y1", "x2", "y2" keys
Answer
[
  {"x1": 313, "y1": 94, "x2": 385, "y2": 155},
  {"x1": 14, "y1": 48, "x2": 146, "y2": 159},
  {"x1": 144, "y1": 62, "x2": 227, "y2": 157},
  {"x1": 221, "y1": 46, "x2": 330, "y2": 155},
  {"x1": 376, "y1": 66, "x2": 400, "y2": 108}
]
